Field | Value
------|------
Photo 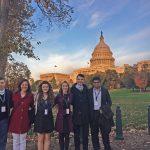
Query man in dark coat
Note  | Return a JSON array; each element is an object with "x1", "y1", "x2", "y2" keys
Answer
[
  {"x1": 89, "y1": 76, "x2": 114, "y2": 150},
  {"x1": 0, "y1": 77, "x2": 12, "y2": 150},
  {"x1": 71, "y1": 74, "x2": 89, "y2": 150}
]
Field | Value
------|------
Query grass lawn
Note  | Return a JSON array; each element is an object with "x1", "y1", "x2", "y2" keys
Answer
[{"x1": 110, "y1": 89, "x2": 150, "y2": 130}]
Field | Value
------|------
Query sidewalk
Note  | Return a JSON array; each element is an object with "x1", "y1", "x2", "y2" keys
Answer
[{"x1": 6, "y1": 130, "x2": 150, "y2": 150}]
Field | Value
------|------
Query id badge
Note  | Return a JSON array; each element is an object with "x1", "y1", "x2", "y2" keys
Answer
[
  {"x1": 44, "y1": 109, "x2": 48, "y2": 115},
  {"x1": 1, "y1": 106, "x2": 6, "y2": 113},
  {"x1": 94, "y1": 101, "x2": 99, "y2": 106},
  {"x1": 66, "y1": 108, "x2": 69, "y2": 114}
]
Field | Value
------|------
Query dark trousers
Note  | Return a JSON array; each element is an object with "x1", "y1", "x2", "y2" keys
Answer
[
  {"x1": 90, "y1": 111, "x2": 111, "y2": 150},
  {"x1": 59, "y1": 132, "x2": 70, "y2": 150},
  {"x1": 73, "y1": 124, "x2": 89, "y2": 150},
  {"x1": 0, "y1": 118, "x2": 9, "y2": 150}
]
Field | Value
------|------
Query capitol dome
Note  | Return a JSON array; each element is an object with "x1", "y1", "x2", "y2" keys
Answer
[{"x1": 90, "y1": 32, "x2": 115, "y2": 68}]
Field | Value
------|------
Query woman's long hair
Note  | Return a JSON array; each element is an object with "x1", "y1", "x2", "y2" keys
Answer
[
  {"x1": 37, "y1": 81, "x2": 54, "y2": 105},
  {"x1": 59, "y1": 81, "x2": 70, "y2": 95},
  {"x1": 17, "y1": 79, "x2": 31, "y2": 93}
]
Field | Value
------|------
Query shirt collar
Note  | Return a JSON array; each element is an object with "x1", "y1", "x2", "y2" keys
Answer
[
  {"x1": 0, "y1": 89, "x2": 5, "y2": 95},
  {"x1": 75, "y1": 84, "x2": 84, "y2": 91},
  {"x1": 93, "y1": 87, "x2": 101, "y2": 92}
]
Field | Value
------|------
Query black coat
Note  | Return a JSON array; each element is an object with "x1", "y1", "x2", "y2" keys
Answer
[
  {"x1": 5, "y1": 89, "x2": 13, "y2": 117},
  {"x1": 0, "y1": 89, "x2": 13, "y2": 120},
  {"x1": 71, "y1": 83, "x2": 89, "y2": 125},
  {"x1": 88, "y1": 87, "x2": 114, "y2": 129}
]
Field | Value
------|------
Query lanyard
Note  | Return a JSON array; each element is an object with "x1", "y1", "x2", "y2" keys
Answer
[
  {"x1": 64, "y1": 96, "x2": 69, "y2": 108},
  {"x1": 94, "y1": 90, "x2": 101, "y2": 101},
  {"x1": 0, "y1": 93, "x2": 5, "y2": 103},
  {"x1": 43, "y1": 100, "x2": 50, "y2": 109}
]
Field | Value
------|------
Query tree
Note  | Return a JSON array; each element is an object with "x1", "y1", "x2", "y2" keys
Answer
[
  {"x1": 134, "y1": 71, "x2": 148, "y2": 92},
  {"x1": 50, "y1": 77, "x2": 57, "y2": 89},
  {"x1": 0, "y1": 0, "x2": 10, "y2": 77},
  {"x1": 0, "y1": 0, "x2": 73, "y2": 77},
  {"x1": 147, "y1": 72, "x2": 150, "y2": 88},
  {"x1": 122, "y1": 77, "x2": 135, "y2": 89},
  {"x1": 5, "y1": 60, "x2": 31, "y2": 91},
  {"x1": 104, "y1": 69, "x2": 119, "y2": 89},
  {"x1": 141, "y1": 63, "x2": 150, "y2": 89},
  {"x1": 31, "y1": 79, "x2": 42, "y2": 92},
  {"x1": 121, "y1": 65, "x2": 137, "y2": 89}
]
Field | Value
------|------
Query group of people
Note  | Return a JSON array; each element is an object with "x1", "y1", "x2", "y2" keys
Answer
[{"x1": 0, "y1": 74, "x2": 114, "y2": 150}]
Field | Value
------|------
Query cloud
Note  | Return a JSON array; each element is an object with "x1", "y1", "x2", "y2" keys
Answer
[
  {"x1": 87, "y1": 11, "x2": 108, "y2": 28},
  {"x1": 138, "y1": 0, "x2": 150, "y2": 18},
  {"x1": 116, "y1": 50, "x2": 150, "y2": 66},
  {"x1": 87, "y1": 0, "x2": 129, "y2": 28},
  {"x1": 125, "y1": 27, "x2": 150, "y2": 42},
  {"x1": 23, "y1": 48, "x2": 91, "y2": 80},
  {"x1": 70, "y1": 19, "x2": 78, "y2": 29},
  {"x1": 77, "y1": 0, "x2": 95, "y2": 10},
  {"x1": 115, "y1": 26, "x2": 150, "y2": 47},
  {"x1": 32, "y1": 31, "x2": 63, "y2": 46}
]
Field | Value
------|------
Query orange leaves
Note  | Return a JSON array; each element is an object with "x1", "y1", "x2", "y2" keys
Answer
[{"x1": 134, "y1": 71, "x2": 148, "y2": 90}]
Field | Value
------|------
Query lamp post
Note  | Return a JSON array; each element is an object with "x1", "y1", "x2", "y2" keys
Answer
[
  {"x1": 87, "y1": 62, "x2": 90, "y2": 67},
  {"x1": 148, "y1": 105, "x2": 150, "y2": 135},
  {"x1": 115, "y1": 106, "x2": 124, "y2": 140}
]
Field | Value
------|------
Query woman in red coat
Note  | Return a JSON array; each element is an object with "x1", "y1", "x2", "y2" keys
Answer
[
  {"x1": 55, "y1": 81, "x2": 73, "y2": 150},
  {"x1": 9, "y1": 79, "x2": 34, "y2": 150}
]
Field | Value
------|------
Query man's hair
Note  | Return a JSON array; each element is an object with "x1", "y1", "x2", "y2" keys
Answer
[
  {"x1": 76, "y1": 74, "x2": 85, "y2": 79},
  {"x1": 0, "y1": 77, "x2": 5, "y2": 81},
  {"x1": 92, "y1": 76, "x2": 101, "y2": 82}
]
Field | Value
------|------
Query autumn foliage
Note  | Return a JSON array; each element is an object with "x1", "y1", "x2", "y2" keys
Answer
[{"x1": 134, "y1": 71, "x2": 148, "y2": 92}]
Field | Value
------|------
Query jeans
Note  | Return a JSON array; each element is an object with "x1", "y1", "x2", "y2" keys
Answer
[
  {"x1": 12, "y1": 133, "x2": 27, "y2": 150},
  {"x1": 0, "y1": 118, "x2": 9, "y2": 150}
]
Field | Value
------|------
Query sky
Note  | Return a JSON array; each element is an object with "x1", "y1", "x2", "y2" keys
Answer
[{"x1": 13, "y1": 0, "x2": 150, "y2": 80}]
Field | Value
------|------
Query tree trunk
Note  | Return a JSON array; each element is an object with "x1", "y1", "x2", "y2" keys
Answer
[
  {"x1": 0, "y1": 0, "x2": 10, "y2": 78},
  {"x1": 140, "y1": 88, "x2": 142, "y2": 92},
  {"x1": 0, "y1": 54, "x2": 8, "y2": 77},
  {"x1": 0, "y1": 0, "x2": 10, "y2": 42}
]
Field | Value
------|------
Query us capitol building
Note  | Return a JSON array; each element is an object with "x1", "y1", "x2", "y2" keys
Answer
[{"x1": 40, "y1": 32, "x2": 150, "y2": 83}]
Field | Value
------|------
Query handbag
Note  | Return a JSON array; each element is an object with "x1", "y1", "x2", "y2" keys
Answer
[
  {"x1": 28, "y1": 106, "x2": 35, "y2": 125},
  {"x1": 28, "y1": 93, "x2": 39, "y2": 125}
]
